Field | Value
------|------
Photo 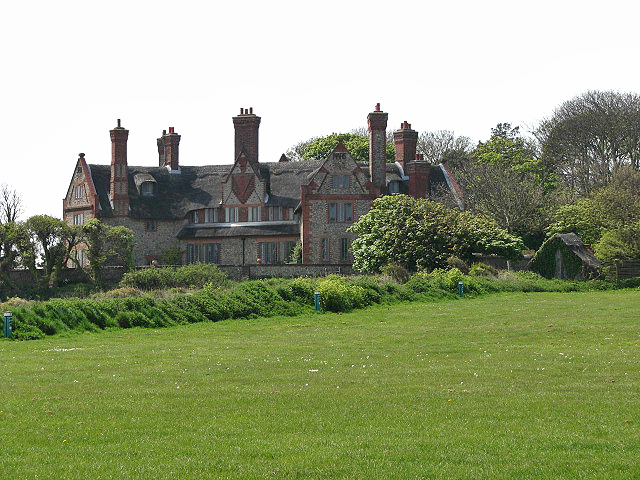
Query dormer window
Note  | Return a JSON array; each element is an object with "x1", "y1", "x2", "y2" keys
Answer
[
  {"x1": 141, "y1": 182, "x2": 154, "y2": 196},
  {"x1": 190, "y1": 210, "x2": 201, "y2": 224}
]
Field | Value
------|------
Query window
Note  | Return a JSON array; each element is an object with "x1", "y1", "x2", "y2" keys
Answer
[
  {"x1": 388, "y1": 181, "x2": 400, "y2": 194},
  {"x1": 287, "y1": 208, "x2": 294, "y2": 221},
  {"x1": 141, "y1": 182, "x2": 154, "y2": 196},
  {"x1": 259, "y1": 242, "x2": 278, "y2": 264},
  {"x1": 205, "y1": 208, "x2": 218, "y2": 223},
  {"x1": 329, "y1": 202, "x2": 353, "y2": 223},
  {"x1": 73, "y1": 248, "x2": 85, "y2": 267},
  {"x1": 225, "y1": 207, "x2": 238, "y2": 223},
  {"x1": 248, "y1": 206, "x2": 261, "y2": 222},
  {"x1": 269, "y1": 206, "x2": 282, "y2": 221},
  {"x1": 73, "y1": 213, "x2": 84, "y2": 225},
  {"x1": 190, "y1": 210, "x2": 200, "y2": 224},
  {"x1": 74, "y1": 185, "x2": 84, "y2": 199},
  {"x1": 321, "y1": 238, "x2": 329, "y2": 262},
  {"x1": 205, "y1": 243, "x2": 220, "y2": 264},
  {"x1": 332, "y1": 175, "x2": 350, "y2": 189},
  {"x1": 145, "y1": 219, "x2": 156, "y2": 231},
  {"x1": 340, "y1": 238, "x2": 349, "y2": 262},
  {"x1": 187, "y1": 243, "x2": 221, "y2": 264}
]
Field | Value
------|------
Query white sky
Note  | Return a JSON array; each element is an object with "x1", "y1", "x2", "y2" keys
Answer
[{"x1": 1, "y1": 0, "x2": 638, "y2": 219}]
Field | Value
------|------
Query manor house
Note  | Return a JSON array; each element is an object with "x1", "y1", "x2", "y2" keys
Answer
[{"x1": 63, "y1": 104, "x2": 463, "y2": 266}]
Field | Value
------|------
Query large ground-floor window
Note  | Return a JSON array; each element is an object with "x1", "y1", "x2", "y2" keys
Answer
[
  {"x1": 187, "y1": 243, "x2": 221, "y2": 264},
  {"x1": 258, "y1": 242, "x2": 278, "y2": 264}
]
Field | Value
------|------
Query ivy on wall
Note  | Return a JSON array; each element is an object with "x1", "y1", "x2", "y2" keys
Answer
[{"x1": 529, "y1": 235, "x2": 587, "y2": 280}]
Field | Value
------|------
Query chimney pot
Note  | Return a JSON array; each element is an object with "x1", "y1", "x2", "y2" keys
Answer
[
  {"x1": 375, "y1": 103, "x2": 380, "y2": 112},
  {"x1": 162, "y1": 129, "x2": 166, "y2": 135},
  {"x1": 79, "y1": 153, "x2": 85, "y2": 158},
  {"x1": 241, "y1": 108, "x2": 244, "y2": 114},
  {"x1": 117, "y1": 119, "x2": 121, "y2": 128},
  {"x1": 249, "y1": 107, "x2": 253, "y2": 114},
  {"x1": 169, "y1": 127, "x2": 174, "y2": 134}
]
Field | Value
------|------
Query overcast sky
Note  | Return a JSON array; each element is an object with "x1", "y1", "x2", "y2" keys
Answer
[{"x1": 2, "y1": 0, "x2": 638, "y2": 219}]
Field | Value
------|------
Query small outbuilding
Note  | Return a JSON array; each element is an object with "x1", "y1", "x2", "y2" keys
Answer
[{"x1": 529, "y1": 233, "x2": 601, "y2": 280}]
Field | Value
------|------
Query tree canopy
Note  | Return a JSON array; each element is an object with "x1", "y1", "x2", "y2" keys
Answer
[
  {"x1": 348, "y1": 195, "x2": 524, "y2": 273},
  {"x1": 287, "y1": 132, "x2": 395, "y2": 163},
  {"x1": 536, "y1": 90, "x2": 640, "y2": 195}
]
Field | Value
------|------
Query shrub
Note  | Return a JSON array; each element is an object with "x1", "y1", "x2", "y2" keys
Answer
[
  {"x1": 380, "y1": 264, "x2": 410, "y2": 284},
  {"x1": 446, "y1": 256, "x2": 470, "y2": 274},
  {"x1": 317, "y1": 275, "x2": 367, "y2": 312},
  {"x1": 469, "y1": 262, "x2": 499, "y2": 277},
  {"x1": 120, "y1": 264, "x2": 228, "y2": 290}
]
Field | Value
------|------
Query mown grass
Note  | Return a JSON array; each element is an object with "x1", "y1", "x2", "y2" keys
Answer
[{"x1": 0, "y1": 290, "x2": 638, "y2": 479}]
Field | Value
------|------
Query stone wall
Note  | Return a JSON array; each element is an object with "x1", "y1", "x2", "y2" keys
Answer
[{"x1": 103, "y1": 217, "x2": 184, "y2": 265}]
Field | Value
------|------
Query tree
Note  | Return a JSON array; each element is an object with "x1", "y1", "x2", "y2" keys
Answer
[
  {"x1": 417, "y1": 130, "x2": 473, "y2": 167},
  {"x1": 348, "y1": 195, "x2": 524, "y2": 273},
  {"x1": 82, "y1": 219, "x2": 134, "y2": 285},
  {"x1": 546, "y1": 166, "x2": 640, "y2": 245},
  {"x1": 452, "y1": 124, "x2": 555, "y2": 247},
  {"x1": 536, "y1": 90, "x2": 640, "y2": 195},
  {"x1": 0, "y1": 183, "x2": 23, "y2": 224},
  {"x1": 594, "y1": 221, "x2": 640, "y2": 280},
  {"x1": 289, "y1": 132, "x2": 395, "y2": 163},
  {"x1": 18, "y1": 215, "x2": 82, "y2": 287}
]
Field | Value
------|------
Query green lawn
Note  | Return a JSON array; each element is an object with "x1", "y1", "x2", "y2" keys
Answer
[{"x1": 0, "y1": 291, "x2": 638, "y2": 479}]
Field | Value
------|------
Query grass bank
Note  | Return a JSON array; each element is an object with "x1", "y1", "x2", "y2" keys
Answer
[{"x1": 0, "y1": 291, "x2": 638, "y2": 479}]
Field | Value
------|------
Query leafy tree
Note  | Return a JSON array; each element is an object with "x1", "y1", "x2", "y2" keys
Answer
[
  {"x1": 546, "y1": 167, "x2": 640, "y2": 245},
  {"x1": 594, "y1": 221, "x2": 640, "y2": 280},
  {"x1": 348, "y1": 195, "x2": 524, "y2": 273},
  {"x1": 452, "y1": 124, "x2": 556, "y2": 247},
  {"x1": 294, "y1": 133, "x2": 395, "y2": 163},
  {"x1": 536, "y1": 90, "x2": 640, "y2": 195},
  {"x1": 82, "y1": 219, "x2": 134, "y2": 285},
  {"x1": 0, "y1": 222, "x2": 24, "y2": 275}
]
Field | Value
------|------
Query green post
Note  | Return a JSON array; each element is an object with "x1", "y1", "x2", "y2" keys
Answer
[
  {"x1": 314, "y1": 291, "x2": 321, "y2": 311},
  {"x1": 3, "y1": 312, "x2": 12, "y2": 339},
  {"x1": 457, "y1": 281, "x2": 464, "y2": 298}
]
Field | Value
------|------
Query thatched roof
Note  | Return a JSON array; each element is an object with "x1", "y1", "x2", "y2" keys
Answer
[{"x1": 553, "y1": 233, "x2": 601, "y2": 269}]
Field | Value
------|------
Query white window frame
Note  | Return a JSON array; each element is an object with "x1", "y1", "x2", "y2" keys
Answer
[
  {"x1": 73, "y1": 213, "x2": 84, "y2": 225},
  {"x1": 225, "y1": 207, "x2": 238, "y2": 223},
  {"x1": 248, "y1": 206, "x2": 261, "y2": 222}
]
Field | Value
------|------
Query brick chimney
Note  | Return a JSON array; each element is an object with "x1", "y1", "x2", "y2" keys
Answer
[
  {"x1": 393, "y1": 121, "x2": 418, "y2": 169},
  {"x1": 367, "y1": 103, "x2": 388, "y2": 194},
  {"x1": 157, "y1": 129, "x2": 166, "y2": 167},
  {"x1": 406, "y1": 153, "x2": 430, "y2": 198},
  {"x1": 110, "y1": 119, "x2": 129, "y2": 216},
  {"x1": 161, "y1": 127, "x2": 181, "y2": 171},
  {"x1": 233, "y1": 107, "x2": 261, "y2": 164}
]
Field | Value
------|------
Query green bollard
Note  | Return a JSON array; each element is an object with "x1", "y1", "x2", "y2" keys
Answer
[
  {"x1": 3, "y1": 312, "x2": 12, "y2": 339},
  {"x1": 314, "y1": 292, "x2": 322, "y2": 311},
  {"x1": 457, "y1": 281, "x2": 464, "y2": 298}
]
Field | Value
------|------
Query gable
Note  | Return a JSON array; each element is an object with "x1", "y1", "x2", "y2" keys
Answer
[
  {"x1": 222, "y1": 151, "x2": 266, "y2": 205},
  {"x1": 64, "y1": 156, "x2": 97, "y2": 212},
  {"x1": 307, "y1": 148, "x2": 369, "y2": 195}
]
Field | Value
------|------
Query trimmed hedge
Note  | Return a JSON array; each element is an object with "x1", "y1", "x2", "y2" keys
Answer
[{"x1": 0, "y1": 269, "x2": 630, "y2": 341}]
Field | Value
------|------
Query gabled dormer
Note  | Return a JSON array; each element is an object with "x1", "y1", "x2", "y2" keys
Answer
[
  {"x1": 221, "y1": 149, "x2": 267, "y2": 206},
  {"x1": 304, "y1": 140, "x2": 369, "y2": 195}
]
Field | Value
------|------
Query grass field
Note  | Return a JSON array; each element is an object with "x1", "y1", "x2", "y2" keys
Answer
[{"x1": 0, "y1": 291, "x2": 638, "y2": 479}]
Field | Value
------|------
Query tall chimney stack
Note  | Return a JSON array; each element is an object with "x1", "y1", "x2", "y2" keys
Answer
[
  {"x1": 232, "y1": 107, "x2": 261, "y2": 164},
  {"x1": 367, "y1": 103, "x2": 388, "y2": 194},
  {"x1": 110, "y1": 119, "x2": 129, "y2": 216},
  {"x1": 161, "y1": 127, "x2": 181, "y2": 171},
  {"x1": 393, "y1": 121, "x2": 418, "y2": 169}
]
